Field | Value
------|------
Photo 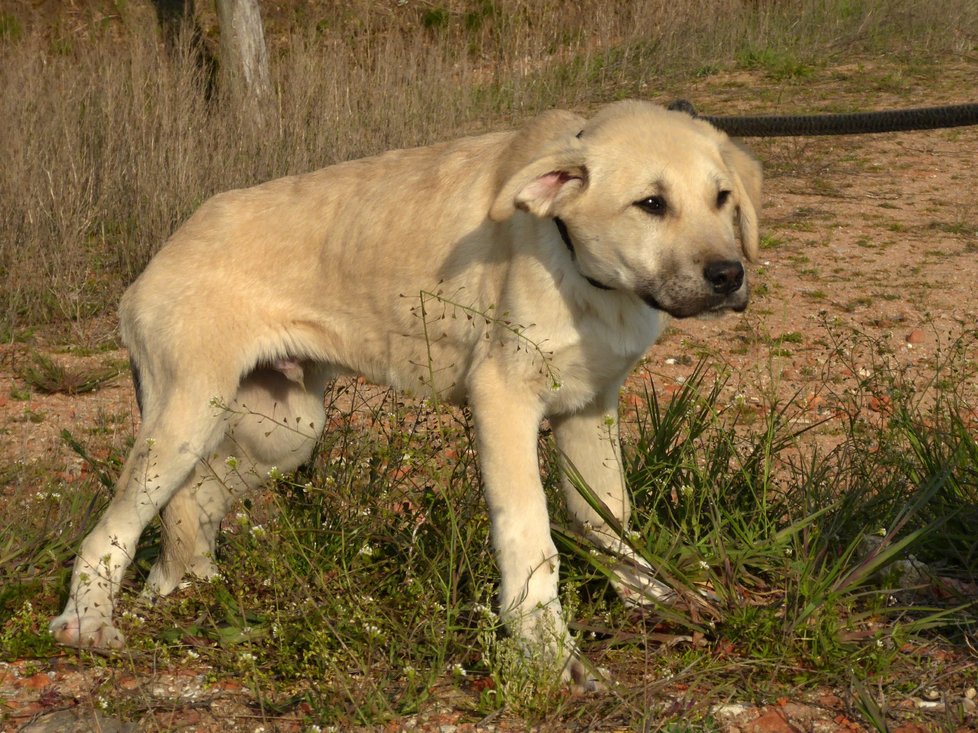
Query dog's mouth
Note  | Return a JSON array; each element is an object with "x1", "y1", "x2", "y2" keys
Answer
[{"x1": 638, "y1": 288, "x2": 749, "y2": 319}]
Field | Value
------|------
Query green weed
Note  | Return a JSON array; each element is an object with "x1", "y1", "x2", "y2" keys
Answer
[{"x1": 16, "y1": 351, "x2": 122, "y2": 396}]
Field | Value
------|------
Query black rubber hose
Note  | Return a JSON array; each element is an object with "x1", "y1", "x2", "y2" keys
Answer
[{"x1": 667, "y1": 100, "x2": 978, "y2": 137}]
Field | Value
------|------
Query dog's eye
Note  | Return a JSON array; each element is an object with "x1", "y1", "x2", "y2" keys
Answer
[
  {"x1": 635, "y1": 195, "x2": 667, "y2": 216},
  {"x1": 717, "y1": 190, "x2": 732, "y2": 208}
]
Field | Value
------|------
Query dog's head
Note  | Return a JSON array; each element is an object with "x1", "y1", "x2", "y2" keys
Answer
[{"x1": 490, "y1": 101, "x2": 762, "y2": 319}]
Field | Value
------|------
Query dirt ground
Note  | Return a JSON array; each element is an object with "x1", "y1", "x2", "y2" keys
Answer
[{"x1": 2, "y1": 60, "x2": 977, "y2": 732}]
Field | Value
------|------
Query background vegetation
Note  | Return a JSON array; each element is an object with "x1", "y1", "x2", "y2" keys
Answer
[
  {"x1": 2, "y1": 0, "x2": 977, "y2": 332},
  {"x1": 1, "y1": 1, "x2": 976, "y2": 730}
]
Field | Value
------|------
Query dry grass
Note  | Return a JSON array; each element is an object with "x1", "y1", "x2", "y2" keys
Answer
[{"x1": 1, "y1": 0, "x2": 976, "y2": 335}]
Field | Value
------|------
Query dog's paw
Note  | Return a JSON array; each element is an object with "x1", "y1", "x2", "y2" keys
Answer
[
  {"x1": 49, "y1": 612, "x2": 126, "y2": 650},
  {"x1": 564, "y1": 655, "x2": 610, "y2": 694},
  {"x1": 611, "y1": 559, "x2": 677, "y2": 608},
  {"x1": 144, "y1": 555, "x2": 219, "y2": 599}
]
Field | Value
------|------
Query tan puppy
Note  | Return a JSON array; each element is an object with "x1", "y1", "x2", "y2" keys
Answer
[{"x1": 50, "y1": 100, "x2": 761, "y2": 684}]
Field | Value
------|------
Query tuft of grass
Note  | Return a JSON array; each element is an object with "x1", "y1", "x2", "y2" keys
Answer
[
  {"x1": 736, "y1": 46, "x2": 815, "y2": 80},
  {"x1": 15, "y1": 351, "x2": 122, "y2": 395},
  {"x1": 559, "y1": 340, "x2": 976, "y2": 696}
]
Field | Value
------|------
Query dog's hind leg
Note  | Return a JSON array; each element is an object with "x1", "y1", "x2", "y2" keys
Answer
[
  {"x1": 49, "y1": 377, "x2": 235, "y2": 650},
  {"x1": 550, "y1": 389, "x2": 674, "y2": 607},
  {"x1": 145, "y1": 362, "x2": 329, "y2": 598}
]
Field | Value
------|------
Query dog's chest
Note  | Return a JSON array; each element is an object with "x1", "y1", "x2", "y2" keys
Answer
[{"x1": 523, "y1": 295, "x2": 664, "y2": 412}]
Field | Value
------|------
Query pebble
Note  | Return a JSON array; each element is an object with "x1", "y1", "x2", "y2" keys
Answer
[
  {"x1": 19, "y1": 710, "x2": 136, "y2": 733},
  {"x1": 712, "y1": 703, "x2": 751, "y2": 719}
]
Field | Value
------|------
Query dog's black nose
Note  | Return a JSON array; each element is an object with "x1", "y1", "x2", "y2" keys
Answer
[{"x1": 704, "y1": 260, "x2": 745, "y2": 295}]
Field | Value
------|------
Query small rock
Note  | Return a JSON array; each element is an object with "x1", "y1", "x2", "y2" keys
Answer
[
  {"x1": 18, "y1": 672, "x2": 53, "y2": 690},
  {"x1": 20, "y1": 709, "x2": 136, "y2": 733},
  {"x1": 713, "y1": 703, "x2": 752, "y2": 720},
  {"x1": 745, "y1": 708, "x2": 801, "y2": 733},
  {"x1": 906, "y1": 329, "x2": 925, "y2": 345}
]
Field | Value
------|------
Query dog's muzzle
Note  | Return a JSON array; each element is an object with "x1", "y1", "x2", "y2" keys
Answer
[{"x1": 639, "y1": 259, "x2": 750, "y2": 319}]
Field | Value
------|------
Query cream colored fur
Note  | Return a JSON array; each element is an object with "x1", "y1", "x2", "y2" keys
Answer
[{"x1": 50, "y1": 100, "x2": 761, "y2": 685}]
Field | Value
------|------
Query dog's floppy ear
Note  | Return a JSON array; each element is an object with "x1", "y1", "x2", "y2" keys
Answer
[
  {"x1": 720, "y1": 139, "x2": 763, "y2": 262},
  {"x1": 490, "y1": 151, "x2": 587, "y2": 221},
  {"x1": 489, "y1": 109, "x2": 588, "y2": 222}
]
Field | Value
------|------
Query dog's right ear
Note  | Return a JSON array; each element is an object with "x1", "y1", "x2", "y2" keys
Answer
[
  {"x1": 490, "y1": 150, "x2": 588, "y2": 222},
  {"x1": 489, "y1": 109, "x2": 588, "y2": 222}
]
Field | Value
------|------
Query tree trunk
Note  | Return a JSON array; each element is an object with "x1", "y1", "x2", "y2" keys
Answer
[{"x1": 215, "y1": 0, "x2": 272, "y2": 129}]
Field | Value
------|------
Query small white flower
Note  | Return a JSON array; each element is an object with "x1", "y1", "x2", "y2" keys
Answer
[
  {"x1": 876, "y1": 527, "x2": 887, "y2": 537},
  {"x1": 121, "y1": 610, "x2": 146, "y2": 625},
  {"x1": 784, "y1": 546, "x2": 793, "y2": 557},
  {"x1": 358, "y1": 543, "x2": 375, "y2": 557},
  {"x1": 225, "y1": 456, "x2": 239, "y2": 470},
  {"x1": 267, "y1": 466, "x2": 283, "y2": 481},
  {"x1": 698, "y1": 560, "x2": 709, "y2": 570}
]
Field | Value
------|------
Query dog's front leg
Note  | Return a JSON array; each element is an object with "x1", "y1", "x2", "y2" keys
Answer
[
  {"x1": 467, "y1": 365, "x2": 583, "y2": 681},
  {"x1": 550, "y1": 389, "x2": 674, "y2": 606}
]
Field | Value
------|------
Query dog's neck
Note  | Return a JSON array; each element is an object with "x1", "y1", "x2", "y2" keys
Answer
[{"x1": 553, "y1": 218, "x2": 613, "y2": 291}]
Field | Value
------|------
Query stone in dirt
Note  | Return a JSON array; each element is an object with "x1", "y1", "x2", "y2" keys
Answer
[{"x1": 19, "y1": 708, "x2": 137, "y2": 733}]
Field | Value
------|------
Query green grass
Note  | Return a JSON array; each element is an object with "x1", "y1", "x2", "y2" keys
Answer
[
  {"x1": 16, "y1": 351, "x2": 123, "y2": 396},
  {"x1": 3, "y1": 328, "x2": 976, "y2": 728}
]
